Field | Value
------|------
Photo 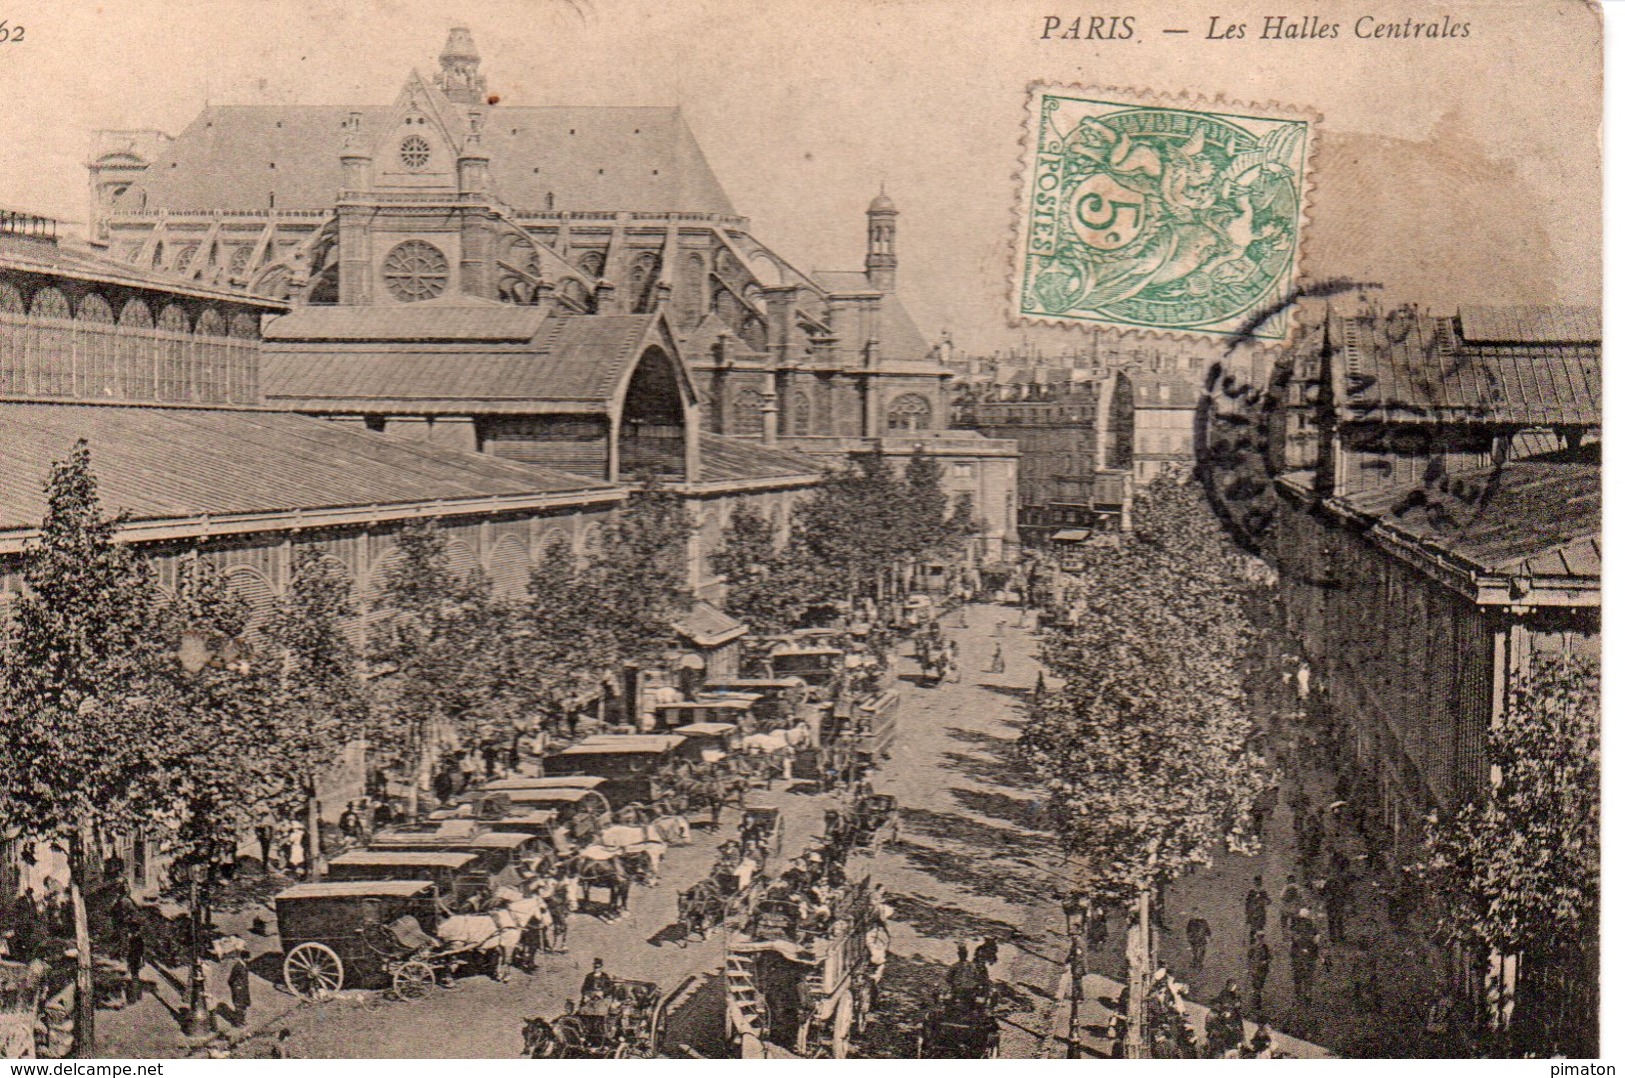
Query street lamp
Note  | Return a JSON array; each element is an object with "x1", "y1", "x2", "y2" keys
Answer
[
  {"x1": 1061, "y1": 890, "x2": 1088, "y2": 1059},
  {"x1": 181, "y1": 860, "x2": 211, "y2": 1036}
]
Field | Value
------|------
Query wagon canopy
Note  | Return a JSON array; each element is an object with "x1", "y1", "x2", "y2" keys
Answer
[{"x1": 275, "y1": 880, "x2": 435, "y2": 902}]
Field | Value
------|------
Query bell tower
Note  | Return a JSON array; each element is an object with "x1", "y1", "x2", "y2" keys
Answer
[
  {"x1": 864, "y1": 189, "x2": 898, "y2": 293},
  {"x1": 435, "y1": 26, "x2": 488, "y2": 106}
]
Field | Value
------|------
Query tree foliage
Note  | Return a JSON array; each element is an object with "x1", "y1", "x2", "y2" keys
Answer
[
  {"x1": 1018, "y1": 476, "x2": 1270, "y2": 901},
  {"x1": 711, "y1": 503, "x2": 808, "y2": 634},
  {"x1": 585, "y1": 480, "x2": 694, "y2": 664},
  {"x1": 264, "y1": 549, "x2": 369, "y2": 810},
  {"x1": 1417, "y1": 653, "x2": 1600, "y2": 959},
  {"x1": 519, "y1": 537, "x2": 620, "y2": 714},
  {"x1": 0, "y1": 442, "x2": 173, "y2": 840},
  {"x1": 366, "y1": 523, "x2": 515, "y2": 774}
]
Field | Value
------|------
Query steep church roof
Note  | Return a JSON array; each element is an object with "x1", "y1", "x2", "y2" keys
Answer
[{"x1": 113, "y1": 103, "x2": 735, "y2": 216}]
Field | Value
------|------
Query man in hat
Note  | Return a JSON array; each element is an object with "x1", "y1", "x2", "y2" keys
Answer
[{"x1": 223, "y1": 940, "x2": 252, "y2": 1028}]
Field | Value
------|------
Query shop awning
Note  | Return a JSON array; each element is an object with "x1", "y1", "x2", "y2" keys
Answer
[{"x1": 672, "y1": 601, "x2": 748, "y2": 648}]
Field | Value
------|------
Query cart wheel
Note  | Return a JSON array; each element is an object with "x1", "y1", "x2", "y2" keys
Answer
[
  {"x1": 283, "y1": 942, "x2": 344, "y2": 999},
  {"x1": 391, "y1": 959, "x2": 436, "y2": 1001}
]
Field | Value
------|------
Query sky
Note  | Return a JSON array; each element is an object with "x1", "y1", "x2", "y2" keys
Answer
[{"x1": 0, "y1": 0, "x2": 1602, "y2": 354}]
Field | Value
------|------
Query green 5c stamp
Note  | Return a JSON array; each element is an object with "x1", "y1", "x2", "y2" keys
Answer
[{"x1": 1014, "y1": 86, "x2": 1315, "y2": 340}]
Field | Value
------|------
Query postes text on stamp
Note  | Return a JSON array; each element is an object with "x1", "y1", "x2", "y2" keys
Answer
[{"x1": 1013, "y1": 86, "x2": 1315, "y2": 341}]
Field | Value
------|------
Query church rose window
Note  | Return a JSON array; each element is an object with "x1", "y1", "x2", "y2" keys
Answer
[
  {"x1": 383, "y1": 240, "x2": 449, "y2": 302},
  {"x1": 399, "y1": 135, "x2": 432, "y2": 171}
]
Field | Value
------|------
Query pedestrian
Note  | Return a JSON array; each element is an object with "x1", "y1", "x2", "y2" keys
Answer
[
  {"x1": 1424, "y1": 990, "x2": 1459, "y2": 1055},
  {"x1": 1250, "y1": 783, "x2": 1278, "y2": 837},
  {"x1": 120, "y1": 899, "x2": 146, "y2": 1004},
  {"x1": 1185, "y1": 915, "x2": 1211, "y2": 973},
  {"x1": 254, "y1": 813, "x2": 276, "y2": 871},
  {"x1": 224, "y1": 942, "x2": 252, "y2": 1028},
  {"x1": 1087, "y1": 901, "x2": 1110, "y2": 952},
  {"x1": 545, "y1": 878, "x2": 571, "y2": 954},
  {"x1": 1278, "y1": 874, "x2": 1301, "y2": 938},
  {"x1": 1289, "y1": 916, "x2": 1320, "y2": 1004},
  {"x1": 1247, "y1": 930, "x2": 1272, "y2": 1014},
  {"x1": 338, "y1": 802, "x2": 362, "y2": 846},
  {"x1": 987, "y1": 643, "x2": 1005, "y2": 674},
  {"x1": 1324, "y1": 877, "x2": 1348, "y2": 946},
  {"x1": 1244, "y1": 875, "x2": 1271, "y2": 938},
  {"x1": 994, "y1": 617, "x2": 1006, "y2": 638},
  {"x1": 1302, "y1": 810, "x2": 1324, "y2": 864}
]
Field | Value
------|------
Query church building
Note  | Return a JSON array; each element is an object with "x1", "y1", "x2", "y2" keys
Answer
[{"x1": 88, "y1": 27, "x2": 1017, "y2": 560}]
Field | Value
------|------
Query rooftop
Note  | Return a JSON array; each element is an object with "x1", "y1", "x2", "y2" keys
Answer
[
  {"x1": 1335, "y1": 447, "x2": 1599, "y2": 580},
  {"x1": 1334, "y1": 308, "x2": 1600, "y2": 426},
  {"x1": 695, "y1": 432, "x2": 821, "y2": 485},
  {"x1": 262, "y1": 311, "x2": 666, "y2": 412},
  {"x1": 106, "y1": 103, "x2": 735, "y2": 217},
  {"x1": 0, "y1": 402, "x2": 615, "y2": 535}
]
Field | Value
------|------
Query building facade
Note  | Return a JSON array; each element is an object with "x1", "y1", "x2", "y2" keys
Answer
[
  {"x1": 87, "y1": 27, "x2": 1016, "y2": 561},
  {"x1": 1268, "y1": 304, "x2": 1601, "y2": 846},
  {"x1": 951, "y1": 372, "x2": 1132, "y2": 539},
  {"x1": 0, "y1": 210, "x2": 818, "y2": 898}
]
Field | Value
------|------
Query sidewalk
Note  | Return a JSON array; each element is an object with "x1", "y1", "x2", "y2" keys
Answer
[
  {"x1": 94, "y1": 897, "x2": 302, "y2": 1058},
  {"x1": 1060, "y1": 972, "x2": 1335, "y2": 1059}
]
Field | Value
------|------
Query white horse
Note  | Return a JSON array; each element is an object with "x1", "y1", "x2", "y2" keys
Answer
[
  {"x1": 595, "y1": 828, "x2": 669, "y2": 881},
  {"x1": 438, "y1": 906, "x2": 523, "y2": 980}
]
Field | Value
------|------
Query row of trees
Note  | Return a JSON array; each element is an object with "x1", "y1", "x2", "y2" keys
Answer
[
  {"x1": 1415, "y1": 654, "x2": 1600, "y2": 1056},
  {"x1": 711, "y1": 446, "x2": 976, "y2": 633},
  {"x1": 1017, "y1": 476, "x2": 1272, "y2": 1055},
  {"x1": 0, "y1": 448, "x2": 695, "y2": 1054}
]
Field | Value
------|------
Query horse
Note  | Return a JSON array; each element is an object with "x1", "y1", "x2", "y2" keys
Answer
[
  {"x1": 437, "y1": 905, "x2": 523, "y2": 981},
  {"x1": 571, "y1": 851, "x2": 631, "y2": 917},
  {"x1": 597, "y1": 827, "x2": 669, "y2": 883},
  {"x1": 646, "y1": 814, "x2": 692, "y2": 845}
]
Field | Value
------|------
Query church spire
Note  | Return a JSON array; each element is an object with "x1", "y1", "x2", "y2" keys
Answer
[
  {"x1": 865, "y1": 187, "x2": 898, "y2": 293},
  {"x1": 435, "y1": 26, "x2": 488, "y2": 106}
]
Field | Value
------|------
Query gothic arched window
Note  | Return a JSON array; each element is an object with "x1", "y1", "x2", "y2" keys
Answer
[
  {"x1": 792, "y1": 390, "x2": 812, "y2": 436},
  {"x1": 629, "y1": 252, "x2": 660, "y2": 313},
  {"x1": 576, "y1": 250, "x2": 606, "y2": 279},
  {"x1": 732, "y1": 388, "x2": 765, "y2": 435},
  {"x1": 382, "y1": 240, "x2": 449, "y2": 302},
  {"x1": 886, "y1": 393, "x2": 932, "y2": 432}
]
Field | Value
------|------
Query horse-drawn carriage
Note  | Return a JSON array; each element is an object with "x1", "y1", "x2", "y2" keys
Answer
[
  {"x1": 522, "y1": 977, "x2": 671, "y2": 1058},
  {"x1": 766, "y1": 645, "x2": 845, "y2": 699},
  {"x1": 362, "y1": 826, "x2": 555, "y2": 888},
  {"x1": 675, "y1": 839, "x2": 763, "y2": 940},
  {"x1": 323, "y1": 850, "x2": 489, "y2": 910},
  {"x1": 702, "y1": 677, "x2": 811, "y2": 733},
  {"x1": 915, "y1": 991, "x2": 1000, "y2": 1058},
  {"x1": 450, "y1": 785, "x2": 613, "y2": 850},
  {"x1": 542, "y1": 735, "x2": 692, "y2": 814},
  {"x1": 821, "y1": 793, "x2": 898, "y2": 855},
  {"x1": 274, "y1": 880, "x2": 526, "y2": 999},
  {"x1": 741, "y1": 806, "x2": 784, "y2": 857},
  {"x1": 914, "y1": 629, "x2": 950, "y2": 685}
]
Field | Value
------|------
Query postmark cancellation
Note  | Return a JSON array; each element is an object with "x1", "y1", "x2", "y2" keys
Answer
[{"x1": 1012, "y1": 85, "x2": 1318, "y2": 342}]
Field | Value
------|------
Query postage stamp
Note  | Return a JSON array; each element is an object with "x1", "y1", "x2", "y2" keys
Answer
[{"x1": 1012, "y1": 85, "x2": 1317, "y2": 341}]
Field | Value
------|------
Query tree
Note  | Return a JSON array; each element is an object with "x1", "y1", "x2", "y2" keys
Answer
[
  {"x1": 157, "y1": 556, "x2": 284, "y2": 1031},
  {"x1": 788, "y1": 449, "x2": 906, "y2": 604},
  {"x1": 520, "y1": 537, "x2": 619, "y2": 723},
  {"x1": 265, "y1": 549, "x2": 369, "y2": 873},
  {"x1": 1416, "y1": 654, "x2": 1600, "y2": 1056},
  {"x1": 1017, "y1": 476, "x2": 1269, "y2": 1055},
  {"x1": 711, "y1": 504, "x2": 807, "y2": 634},
  {"x1": 900, "y1": 446, "x2": 949, "y2": 561},
  {"x1": 586, "y1": 480, "x2": 695, "y2": 665},
  {"x1": 0, "y1": 443, "x2": 172, "y2": 1055},
  {"x1": 367, "y1": 523, "x2": 514, "y2": 817}
]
